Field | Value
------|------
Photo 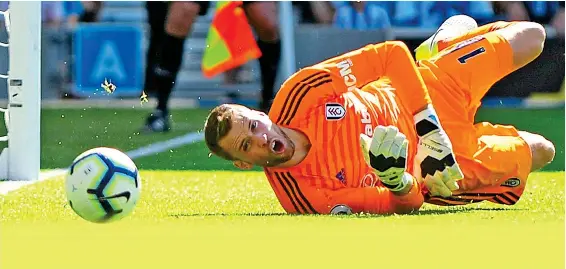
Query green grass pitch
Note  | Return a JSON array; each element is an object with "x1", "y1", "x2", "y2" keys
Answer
[
  {"x1": 0, "y1": 171, "x2": 564, "y2": 268},
  {"x1": 0, "y1": 107, "x2": 564, "y2": 268},
  {"x1": 1, "y1": 106, "x2": 563, "y2": 171}
]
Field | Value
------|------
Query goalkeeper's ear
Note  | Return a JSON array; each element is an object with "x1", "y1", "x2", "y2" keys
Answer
[{"x1": 234, "y1": 160, "x2": 253, "y2": 170}]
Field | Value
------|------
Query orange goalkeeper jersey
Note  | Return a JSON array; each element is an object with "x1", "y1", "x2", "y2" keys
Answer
[{"x1": 264, "y1": 41, "x2": 425, "y2": 215}]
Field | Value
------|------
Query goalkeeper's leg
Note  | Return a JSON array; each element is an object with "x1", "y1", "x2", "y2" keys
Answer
[
  {"x1": 415, "y1": 20, "x2": 545, "y2": 198},
  {"x1": 424, "y1": 20, "x2": 545, "y2": 110},
  {"x1": 425, "y1": 123, "x2": 555, "y2": 206},
  {"x1": 416, "y1": 15, "x2": 532, "y2": 61},
  {"x1": 416, "y1": 15, "x2": 478, "y2": 61}
]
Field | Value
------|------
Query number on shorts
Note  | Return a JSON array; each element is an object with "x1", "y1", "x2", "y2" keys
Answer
[{"x1": 458, "y1": 47, "x2": 486, "y2": 64}]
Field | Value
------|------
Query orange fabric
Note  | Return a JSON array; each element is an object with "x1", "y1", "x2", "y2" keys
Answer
[
  {"x1": 264, "y1": 170, "x2": 423, "y2": 214},
  {"x1": 266, "y1": 42, "x2": 428, "y2": 215},
  {"x1": 416, "y1": 30, "x2": 532, "y2": 206},
  {"x1": 264, "y1": 28, "x2": 529, "y2": 213},
  {"x1": 417, "y1": 31, "x2": 516, "y2": 160},
  {"x1": 201, "y1": 1, "x2": 262, "y2": 78},
  {"x1": 437, "y1": 21, "x2": 518, "y2": 52},
  {"x1": 425, "y1": 123, "x2": 531, "y2": 206},
  {"x1": 317, "y1": 41, "x2": 431, "y2": 115}
]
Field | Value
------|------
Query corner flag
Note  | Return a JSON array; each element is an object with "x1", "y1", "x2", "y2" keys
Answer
[{"x1": 201, "y1": 1, "x2": 261, "y2": 78}]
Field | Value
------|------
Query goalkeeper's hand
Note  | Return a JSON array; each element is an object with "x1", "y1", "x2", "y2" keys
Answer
[
  {"x1": 413, "y1": 106, "x2": 464, "y2": 197},
  {"x1": 360, "y1": 126, "x2": 411, "y2": 192}
]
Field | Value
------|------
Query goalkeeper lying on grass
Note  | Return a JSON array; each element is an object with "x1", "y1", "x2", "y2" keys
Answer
[{"x1": 203, "y1": 16, "x2": 555, "y2": 215}]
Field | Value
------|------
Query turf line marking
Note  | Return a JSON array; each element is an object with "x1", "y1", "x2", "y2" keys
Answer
[
  {"x1": 0, "y1": 131, "x2": 204, "y2": 195},
  {"x1": 126, "y1": 132, "x2": 204, "y2": 159}
]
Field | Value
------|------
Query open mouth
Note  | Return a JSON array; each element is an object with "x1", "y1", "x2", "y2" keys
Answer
[{"x1": 270, "y1": 139, "x2": 285, "y2": 154}]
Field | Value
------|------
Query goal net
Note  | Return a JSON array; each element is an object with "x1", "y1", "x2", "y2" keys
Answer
[{"x1": 0, "y1": 2, "x2": 41, "y2": 181}]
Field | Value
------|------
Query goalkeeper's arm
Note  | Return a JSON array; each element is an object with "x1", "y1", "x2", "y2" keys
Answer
[
  {"x1": 359, "y1": 125, "x2": 418, "y2": 194},
  {"x1": 389, "y1": 172, "x2": 416, "y2": 196},
  {"x1": 265, "y1": 171, "x2": 424, "y2": 215},
  {"x1": 265, "y1": 125, "x2": 424, "y2": 215}
]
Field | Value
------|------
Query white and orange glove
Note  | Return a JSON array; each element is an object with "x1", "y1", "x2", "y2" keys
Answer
[
  {"x1": 360, "y1": 126, "x2": 412, "y2": 192},
  {"x1": 413, "y1": 105, "x2": 463, "y2": 197}
]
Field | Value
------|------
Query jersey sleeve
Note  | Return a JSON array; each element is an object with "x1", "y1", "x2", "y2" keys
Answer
[
  {"x1": 269, "y1": 41, "x2": 431, "y2": 125},
  {"x1": 264, "y1": 170, "x2": 424, "y2": 215},
  {"x1": 315, "y1": 41, "x2": 432, "y2": 115},
  {"x1": 314, "y1": 41, "x2": 428, "y2": 92},
  {"x1": 269, "y1": 67, "x2": 342, "y2": 127}
]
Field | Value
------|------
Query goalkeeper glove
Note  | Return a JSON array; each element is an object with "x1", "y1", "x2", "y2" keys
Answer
[
  {"x1": 413, "y1": 105, "x2": 464, "y2": 197},
  {"x1": 360, "y1": 126, "x2": 412, "y2": 192}
]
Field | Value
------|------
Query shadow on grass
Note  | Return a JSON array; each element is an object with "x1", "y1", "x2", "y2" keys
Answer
[
  {"x1": 170, "y1": 212, "x2": 289, "y2": 218},
  {"x1": 415, "y1": 207, "x2": 525, "y2": 216},
  {"x1": 169, "y1": 207, "x2": 524, "y2": 218}
]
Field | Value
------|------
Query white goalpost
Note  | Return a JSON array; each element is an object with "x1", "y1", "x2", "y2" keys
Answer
[{"x1": 0, "y1": 1, "x2": 41, "y2": 181}]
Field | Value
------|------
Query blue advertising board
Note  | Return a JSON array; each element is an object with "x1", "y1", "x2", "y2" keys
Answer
[{"x1": 73, "y1": 24, "x2": 142, "y2": 97}]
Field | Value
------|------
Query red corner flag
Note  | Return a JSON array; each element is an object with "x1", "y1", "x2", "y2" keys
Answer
[{"x1": 201, "y1": 1, "x2": 262, "y2": 78}]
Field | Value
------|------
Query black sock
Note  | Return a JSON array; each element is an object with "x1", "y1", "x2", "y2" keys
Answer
[
  {"x1": 153, "y1": 33, "x2": 186, "y2": 114},
  {"x1": 79, "y1": 11, "x2": 98, "y2": 23},
  {"x1": 143, "y1": 1, "x2": 168, "y2": 96},
  {"x1": 257, "y1": 39, "x2": 281, "y2": 111},
  {"x1": 143, "y1": 30, "x2": 164, "y2": 95}
]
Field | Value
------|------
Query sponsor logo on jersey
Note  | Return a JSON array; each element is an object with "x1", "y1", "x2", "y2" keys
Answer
[
  {"x1": 360, "y1": 110, "x2": 373, "y2": 136},
  {"x1": 336, "y1": 58, "x2": 358, "y2": 91},
  {"x1": 326, "y1": 103, "x2": 346, "y2": 120},
  {"x1": 360, "y1": 171, "x2": 378, "y2": 187},
  {"x1": 336, "y1": 58, "x2": 375, "y2": 136}
]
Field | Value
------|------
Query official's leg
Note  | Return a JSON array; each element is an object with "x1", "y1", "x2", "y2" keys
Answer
[
  {"x1": 143, "y1": 1, "x2": 168, "y2": 99},
  {"x1": 144, "y1": 1, "x2": 209, "y2": 132},
  {"x1": 243, "y1": 1, "x2": 281, "y2": 113}
]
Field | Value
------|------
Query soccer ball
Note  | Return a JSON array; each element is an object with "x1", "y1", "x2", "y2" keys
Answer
[{"x1": 65, "y1": 147, "x2": 141, "y2": 223}]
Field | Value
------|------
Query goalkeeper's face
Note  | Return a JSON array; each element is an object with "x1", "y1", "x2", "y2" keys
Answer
[{"x1": 218, "y1": 108, "x2": 295, "y2": 169}]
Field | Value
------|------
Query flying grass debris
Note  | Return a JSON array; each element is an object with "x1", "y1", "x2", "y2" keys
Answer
[
  {"x1": 140, "y1": 91, "x2": 149, "y2": 105},
  {"x1": 101, "y1": 78, "x2": 116, "y2": 94},
  {"x1": 101, "y1": 78, "x2": 150, "y2": 105}
]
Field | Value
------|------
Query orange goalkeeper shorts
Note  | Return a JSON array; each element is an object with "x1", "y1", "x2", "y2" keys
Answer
[{"x1": 418, "y1": 31, "x2": 533, "y2": 206}]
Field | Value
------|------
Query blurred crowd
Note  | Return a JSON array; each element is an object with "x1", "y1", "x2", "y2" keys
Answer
[
  {"x1": 0, "y1": 1, "x2": 562, "y2": 99},
  {"x1": 0, "y1": 1, "x2": 560, "y2": 35},
  {"x1": 293, "y1": 1, "x2": 564, "y2": 36},
  {"x1": 0, "y1": 1, "x2": 103, "y2": 27}
]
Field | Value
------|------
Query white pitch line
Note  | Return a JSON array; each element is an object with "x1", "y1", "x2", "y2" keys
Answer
[
  {"x1": 126, "y1": 131, "x2": 204, "y2": 159},
  {"x1": 0, "y1": 169, "x2": 66, "y2": 195},
  {"x1": 0, "y1": 131, "x2": 205, "y2": 195}
]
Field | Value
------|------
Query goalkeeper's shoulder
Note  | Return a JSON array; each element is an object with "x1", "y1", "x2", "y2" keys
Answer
[{"x1": 270, "y1": 68, "x2": 337, "y2": 125}]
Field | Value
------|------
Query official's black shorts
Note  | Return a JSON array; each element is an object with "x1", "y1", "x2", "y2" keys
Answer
[
  {"x1": 146, "y1": 1, "x2": 261, "y2": 30},
  {"x1": 193, "y1": 1, "x2": 211, "y2": 16},
  {"x1": 193, "y1": 1, "x2": 260, "y2": 15}
]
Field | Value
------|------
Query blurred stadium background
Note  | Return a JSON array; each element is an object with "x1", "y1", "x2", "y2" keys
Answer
[
  {"x1": 0, "y1": 3, "x2": 564, "y2": 267},
  {"x1": 0, "y1": 0, "x2": 563, "y2": 172}
]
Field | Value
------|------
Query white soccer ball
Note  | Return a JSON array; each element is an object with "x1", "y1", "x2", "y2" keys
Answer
[{"x1": 65, "y1": 147, "x2": 141, "y2": 223}]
